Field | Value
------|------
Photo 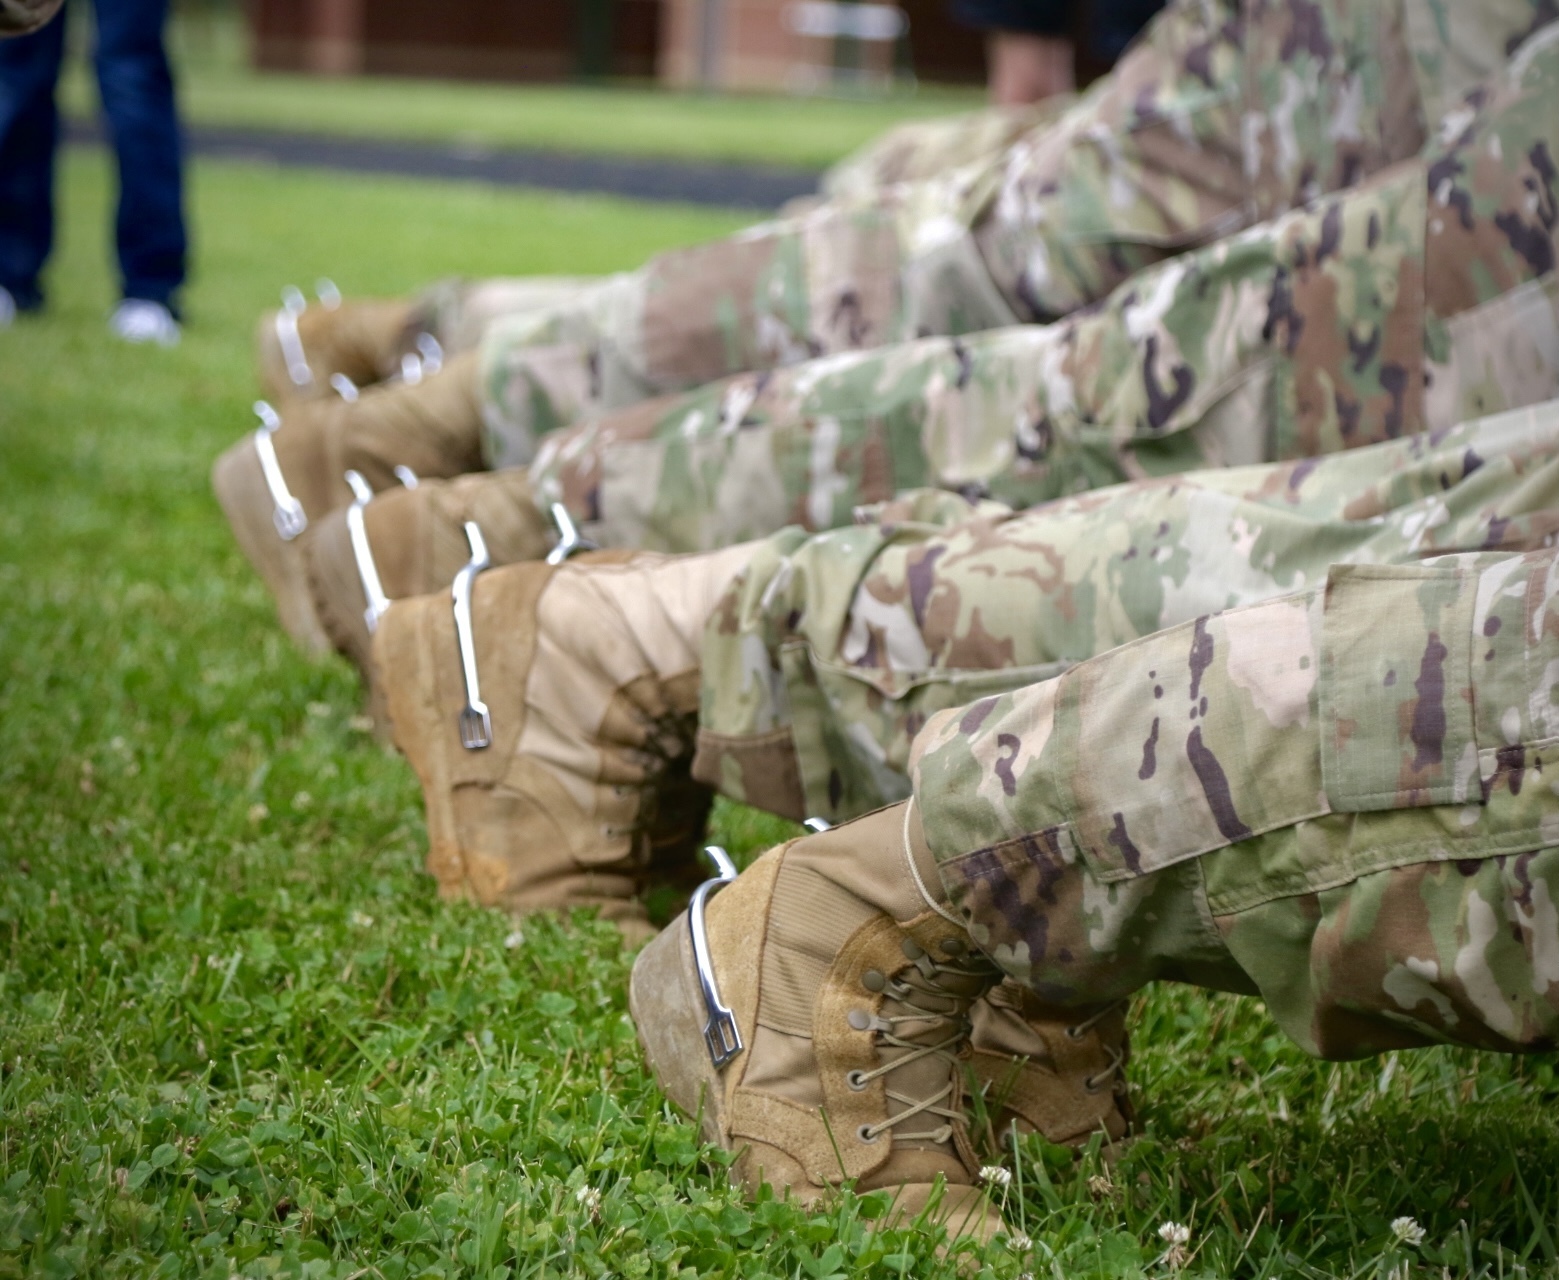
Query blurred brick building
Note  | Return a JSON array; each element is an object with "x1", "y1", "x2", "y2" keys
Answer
[{"x1": 248, "y1": 0, "x2": 985, "y2": 87}]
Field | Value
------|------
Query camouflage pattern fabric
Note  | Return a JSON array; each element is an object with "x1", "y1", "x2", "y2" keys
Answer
[
  {"x1": 480, "y1": 0, "x2": 1551, "y2": 470},
  {"x1": 693, "y1": 399, "x2": 1559, "y2": 824},
  {"x1": 409, "y1": 277, "x2": 597, "y2": 363},
  {"x1": 908, "y1": 542, "x2": 1559, "y2": 1058},
  {"x1": 807, "y1": 104, "x2": 1064, "y2": 210},
  {"x1": 0, "y1": 0, "x2": 60, "y2": 35},
  {"x1": 530, "y1": 36, "x2": 1558, "y2": 556}
]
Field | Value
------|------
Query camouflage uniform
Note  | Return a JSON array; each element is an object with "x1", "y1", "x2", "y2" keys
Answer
[
  {"x1": 909, "y1": 539, "x2": 1559, "y2": 1056},
  {"x1": 477, "y1": 0, "x2": 1553, "y2": 471},
  {"x1": 530, "y1": 32, "x2": 1558, "y2": 558},
  {"x1": 693, "y1": 399, "x2": 1559, "y2": 825}
]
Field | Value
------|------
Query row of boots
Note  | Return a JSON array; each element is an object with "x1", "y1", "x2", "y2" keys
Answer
[{"x1": 213, "y1": 301, "x2": 1133, "y2": 1240}]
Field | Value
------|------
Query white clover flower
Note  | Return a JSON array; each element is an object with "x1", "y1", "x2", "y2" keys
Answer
[
  {"x1": 1005, "y1": 1230, "x2": 1032, "y2": 1252},
  {"x1": 504, "y1": 929, "x2": 526, "y2": 950},
  {"x1": 349, "y1": 910, "x2": 374, "y2": 928},
  {"x1": 1158, "y1": 1221, "x2": 1191, "y2": 1246},
  {"x1": 979, "y1": 1165, "x2": 1012, "y2": 1188},
  {"x1": 1391, "y1": 1217, "x2": 1426, "y2": 1247},
  {"x1": 575, "y1": 1185, "x2": 602, "y2": 1218}
]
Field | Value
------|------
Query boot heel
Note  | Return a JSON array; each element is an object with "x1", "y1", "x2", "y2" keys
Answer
[{"x1": 630, "y1": 918, "x2": 729, "y2": 1148}]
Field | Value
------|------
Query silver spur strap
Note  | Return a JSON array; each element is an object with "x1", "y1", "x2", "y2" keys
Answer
[
  {"x1": 251, "y1": 400, "x2": 307, "y2": 541},
  {"x1": 275, "y1": 286, "x2": 313, "y2": 390},
  {"x1": 415, "y1": 332, "x2": 444, "y2": 377},
  {"x1": 451, "y1": 521, "x2": 493, "y2": 750},
  {"x1": 343, "y1": 471, "x2": 390, "y2": 633},
  {"x1": 689, "y1": 844, "x2": 742, "y2": 1068},
  {"x1": 544, "y1": 501, "x2": 599, "y2": 566},
  {"x1": 315, "y1": 277, "x2": 342, "y2": 310},
  {"x1": 329, "y1": 373, "x2": 359, "y2": 402},
  {"x1": 392, "y1": 465, "x2": 419, "y2": 490}
]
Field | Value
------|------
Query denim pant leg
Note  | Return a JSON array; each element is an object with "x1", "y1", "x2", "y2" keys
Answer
[
  {"x1": 0, "y1": 8, "x2": 65, "y2": 309},
  {"x1": 92, "y1": 0, "x2": 184, "y2": 308}
]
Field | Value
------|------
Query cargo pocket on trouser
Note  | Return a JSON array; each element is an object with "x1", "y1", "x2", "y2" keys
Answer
[
  {"x1": 1426, "y1": 275, "x2": 1559, "y2": 430},
  {"x1": 784, "y1": 649, "x2": 1073, "y2": 826},
  {"x1": 1209, "y1": 555, "x2": 1559, "y2": 1059}
]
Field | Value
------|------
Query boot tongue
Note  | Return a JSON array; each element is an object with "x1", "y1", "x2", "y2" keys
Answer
[{"x1": 872, "y1": 934, "x2": 997, "y2": 1154}]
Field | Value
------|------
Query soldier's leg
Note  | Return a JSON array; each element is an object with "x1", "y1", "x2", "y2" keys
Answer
[
  {"x1": 908, "y1": 543, "x2": 1559, "y2": 1056},
  {"x1": 693, "y1": 401, "x2": 1559, "y2": 824},
  {"x1": 370, "y1": 543, "x2": 758, "y2": 936},
  {"x1": 627, "y1": 544, "x2": 1559, "y2": 1221},
  {"x1": 255, "y1": 292, "x2": 420, "y2": 407},
  {"x1": 298, "y1": 29, "x2": 1556, "y2": 669},
  {"x1": 299, "y1": 389, "x2": 693, "y2": 686},
  {"x1": 480, "y1": 0, "x2": 1547, "y2": 471},
  {"x1": 337, "y1": 397, "x2": 1559, "y2": 908},
  {"x1": 212, "y1": 352, "x2": 487, "y2": 650},
  {"x1": 254, "y1": 276, "x2": 597, "y2": 406},
  {"x1": 366, "y1": 399, "x2": 1559, "y2": 892},
  {"x1": 808, "y1": 103, "x2": 1060, "y2": 209},
  {"x1": 530, "y1": 42, "x2": 1558, "y2": 551},
  {"x1": 972, "y1": 0, "x2": 1556, "y2": 323}
]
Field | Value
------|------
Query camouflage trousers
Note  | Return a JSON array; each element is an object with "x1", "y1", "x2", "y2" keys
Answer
[
  {"x1": 909, "y1": 536, "x2": 1559, "y2": 1058},
  {"x1": 531, "y1": 37, "x2": 1558, "y2": 557},
  {"x1": 475, "y1": 0, "x2": 1551, "y2": 470},
  {"x1": 385, "y1": 109, "x2": 1059, "y2": 368},
  {"x1": 694, "y1": 399, "x2": 1559, "y2": 826}
]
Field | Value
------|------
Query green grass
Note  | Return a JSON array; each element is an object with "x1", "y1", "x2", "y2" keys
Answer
[
  {"x1": 3, "y1": 154, "x2": 1559, "y2": 1279},
  {"x1": 57, "y1": 14, "x2": 983, "y2": 170}
]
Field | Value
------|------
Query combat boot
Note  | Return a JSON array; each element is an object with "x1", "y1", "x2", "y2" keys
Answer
[
  {"x1": 630, "y1": 801, "x2": 1011, "y2": 1239},
  {"x1": 303, "y1": 468, "x2": 553, "y2": 718},
  {"x1": 211, "y1": 352, "x2": 487, "y2": 651},
  {"x1": 374, "y1": 544, "x2": 756, "y2": 938},
  {"x1": 968, "y1": 983, "x2": 1130, "y2": 1153},
  {"x1": 256, "y1": 287, "x2": 422, "y2": 403}
]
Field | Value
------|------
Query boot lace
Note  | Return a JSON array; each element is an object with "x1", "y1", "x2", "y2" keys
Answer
[
  {"x1": 850, "y1": 944, "x2": 1000, "y2": 1145},
  {"x1": 1066, "y1": 1000, "x2": 1128, "y2": 1094}
]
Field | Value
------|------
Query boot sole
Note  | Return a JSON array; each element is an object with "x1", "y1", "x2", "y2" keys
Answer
[
  {"x1": 629, "y1": 914, "x2": 729, "y2": 1149},
  {"x1": 212, "y1": 436, "x2": 332, "y2": 655}
]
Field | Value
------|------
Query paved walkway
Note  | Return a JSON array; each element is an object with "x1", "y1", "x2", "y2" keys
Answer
[{"x1": 65, "y1": 119, "x2": 820, "y2": 211}]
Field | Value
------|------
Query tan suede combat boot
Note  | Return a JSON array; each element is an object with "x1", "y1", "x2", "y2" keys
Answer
[
  {"x1": 374, "y1": 545, "x2": 757, "y2": 938},
  {"x1": 968, "y1": 983, "x2": 1130, "y2": 1152},
  {"x1": 256, "y1": 285, "x2": 423, "y2": 404},
  {"x1": 630, "y1": 801, "x2": 1129, "y2": 1240},
  {"x1": 302, "y1": 468, "x2": 554, "y2": 719},
  {"x1": 211, "y1": 352, "x2": 487, "y2": 651}
]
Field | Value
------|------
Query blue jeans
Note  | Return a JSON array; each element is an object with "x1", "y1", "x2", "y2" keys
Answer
[{"x1": 0, "y1": 0, "x2": 186, "y2": 312}]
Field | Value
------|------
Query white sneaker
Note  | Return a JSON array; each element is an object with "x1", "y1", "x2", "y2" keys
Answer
[
  {"x1": 109, "y1": 299, "x2": 181, "y2": 347},
  {"x1": 0, "y1": 287, "x2": 15, "y2": 330}
]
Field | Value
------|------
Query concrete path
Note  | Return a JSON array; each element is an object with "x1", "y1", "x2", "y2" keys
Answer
[{"x1": 65, "y1": 118, "x2": 820, "y2": 211}]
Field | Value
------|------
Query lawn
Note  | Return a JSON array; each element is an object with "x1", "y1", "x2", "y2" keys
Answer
[
  {"x1": 56, "y1": 13, "x2": 984, "y2": 171},
  {"x1": 2, "y1": 153, "x2": 1558, "y2": 1278}
]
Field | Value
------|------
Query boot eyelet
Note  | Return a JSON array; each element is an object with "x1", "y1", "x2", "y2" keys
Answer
[
  {"x1": 846, "y1": 1070, "x2": 868, "y2": 1091},
  {"x1": 856, "y1": 1124, "x2": 880, "y2": 1144},
  {"x1": 1065, "y1": 1024, "x2": 1086, "y2": 1041},
  {"x1": 861, "y1": 970, "x2": 886, "y2": 992},
  {"x1": 1083, "y1": 1073, "x2": 1106, "y2": 1094}
]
